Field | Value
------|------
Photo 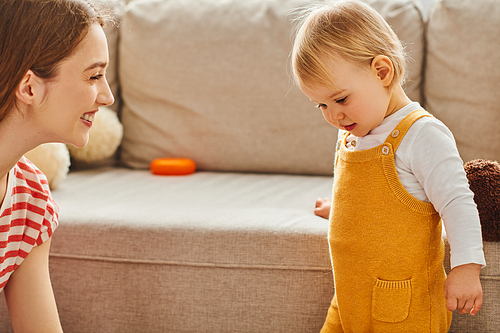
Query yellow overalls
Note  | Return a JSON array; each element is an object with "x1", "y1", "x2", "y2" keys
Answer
[{"x1": 321, "y1": 110, "x2": 452, "y2": 332}]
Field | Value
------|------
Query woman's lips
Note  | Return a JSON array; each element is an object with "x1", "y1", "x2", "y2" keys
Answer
[{"x1": 80, "y1": 111, "x2": 98, "y2": 127}]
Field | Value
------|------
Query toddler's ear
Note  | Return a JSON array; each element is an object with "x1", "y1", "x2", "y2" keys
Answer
[{"x1": 371, "y1": 55, "x2": 394, "y2": 87}]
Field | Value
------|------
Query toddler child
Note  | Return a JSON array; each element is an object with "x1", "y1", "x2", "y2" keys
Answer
[{"x1": 291, "y1": 1, "x2": 485, "y2": 332}]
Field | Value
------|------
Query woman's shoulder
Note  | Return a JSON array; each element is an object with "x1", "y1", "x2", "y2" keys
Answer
[
  {"x1": 0, "y1": 159, "x2": 59, "y2": 293},
  {"x1": 15, "y1": 156, "x2": 52, "y2": 196},
  {"x1": 12, "y1": 156, "x2": 58, "y2": 217}
]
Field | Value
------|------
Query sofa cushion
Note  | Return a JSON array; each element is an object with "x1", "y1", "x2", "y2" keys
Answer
[
  {"x1": 49, "y1": 168, "x2": 333, "y2": 269},
  {"x1": 118, "y1": 0, "x2": 424, "y2": 175},
  {"x1": 425, "y1": 0, "x2": 500, "y2": 163}
]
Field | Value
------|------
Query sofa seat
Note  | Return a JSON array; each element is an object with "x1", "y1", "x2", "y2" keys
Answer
[{"x1": 46, "y1": 168, "x2": 334, "y2": 332}]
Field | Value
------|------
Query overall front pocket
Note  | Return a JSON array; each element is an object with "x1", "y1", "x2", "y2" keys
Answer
[{"x1": 372, "y1": 278, "x2": 412, "y2": 323}]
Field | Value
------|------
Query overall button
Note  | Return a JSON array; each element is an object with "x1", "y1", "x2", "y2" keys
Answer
[
  {"x1": 382, "y1": 146, "x2": 390, "y2": 155},
  {"x1": 391, "y1": 130, "x2": 400, "y2": 138}
]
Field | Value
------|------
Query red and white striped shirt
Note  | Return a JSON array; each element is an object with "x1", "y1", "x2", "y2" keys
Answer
[{"x1": 0, "y1": 156, "x2": 59, "y2": 292}]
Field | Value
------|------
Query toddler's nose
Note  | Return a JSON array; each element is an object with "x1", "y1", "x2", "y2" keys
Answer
[{"x1": 323, "y1": 108, "x2": 344, "y2": 124}]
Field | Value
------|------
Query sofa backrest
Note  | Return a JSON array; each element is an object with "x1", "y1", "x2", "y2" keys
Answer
[
  {"x1": 425, "y1": 0, "x2": 500, "y2": 164},
  {"x1": 117, "y1": 0, "x2": 425, "y2": 175}
]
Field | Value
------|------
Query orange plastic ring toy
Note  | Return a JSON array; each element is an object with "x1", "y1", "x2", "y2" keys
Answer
[{"x1": 150, "y1": 158, "x2": 197, "y2": 176}]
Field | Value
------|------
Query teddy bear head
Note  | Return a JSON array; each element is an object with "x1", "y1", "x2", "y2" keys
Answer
[{"x1": 464, "y1": 159, "x2": 500, "y2": 242}]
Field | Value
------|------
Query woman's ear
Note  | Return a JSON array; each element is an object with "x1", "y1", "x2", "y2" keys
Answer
[
  {"x1": 371, "y1": 55, "x2": 394, "y2": 87},
  {"x1": 15, "y1": 70, "x2": 42, "y2": 106}
]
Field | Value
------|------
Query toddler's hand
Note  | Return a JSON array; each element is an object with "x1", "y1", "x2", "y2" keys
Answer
[
  {"x1": 444, "y1": 263, "x2": 482, "y2": 315},
  {"x1": 314, "y1": 198, "x2": 331, "y2": 219}
]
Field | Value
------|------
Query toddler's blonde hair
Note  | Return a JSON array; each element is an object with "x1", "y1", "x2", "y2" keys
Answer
[{"x1": 291, "y1": 0, "x2": 406, "y2": 89}]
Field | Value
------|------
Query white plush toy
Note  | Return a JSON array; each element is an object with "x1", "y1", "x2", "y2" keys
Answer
[{"x1": 24, "y1": 106, "x2": 123, "y2": 190}]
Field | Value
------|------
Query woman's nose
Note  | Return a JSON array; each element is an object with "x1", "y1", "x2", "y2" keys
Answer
[{"x1": 98, "y1": 79, "x2": 115, "y2": 107}]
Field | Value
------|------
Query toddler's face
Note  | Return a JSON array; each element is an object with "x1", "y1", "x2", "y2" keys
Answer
[{"x1": 299, "y1": 57, "x2": 394, "y2": 137}]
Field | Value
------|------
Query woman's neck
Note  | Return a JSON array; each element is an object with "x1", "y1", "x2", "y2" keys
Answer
[{"x1": 0, "y1": 110, "x2": 42, "y2": 179}]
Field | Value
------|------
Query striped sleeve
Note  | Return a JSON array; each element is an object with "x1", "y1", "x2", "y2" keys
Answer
[{"x1": 0, "y1": 156, "x2": 59, "y2": 292}]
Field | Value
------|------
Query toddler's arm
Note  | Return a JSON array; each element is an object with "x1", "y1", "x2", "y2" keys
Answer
[
  {"x1": 444, "y1": 263, "x2": 483, "y2": 315},
  {"x1": 315, "y1": 198, "x2": 331, "y2": 219}
]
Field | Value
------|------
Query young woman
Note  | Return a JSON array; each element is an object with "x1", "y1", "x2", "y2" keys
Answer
[{"x1": 0, "y1": 0, "x2": 114, "y2": 330}]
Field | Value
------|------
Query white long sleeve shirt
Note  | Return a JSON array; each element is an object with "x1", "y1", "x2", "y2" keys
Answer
[{"x1": 342, "y1": 102, "x2": 485, "y2": 269}]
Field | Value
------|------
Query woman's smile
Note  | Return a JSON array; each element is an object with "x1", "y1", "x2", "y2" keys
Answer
[{"x1": 80, "y1": 111, "x2": 98, "y2": 128}]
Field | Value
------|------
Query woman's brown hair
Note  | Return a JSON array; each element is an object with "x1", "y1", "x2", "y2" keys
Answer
[{"x1": 0, "y1": 0, "x2": 111, "y2": 122}]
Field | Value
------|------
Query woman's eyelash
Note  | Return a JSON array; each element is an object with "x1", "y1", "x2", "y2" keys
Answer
[
  {"x1": 316, "y1": 104, "x2": 327, "y2": 109},
  {"x1": 90, "y1": 74, "x2": 104, "y2": 81}
]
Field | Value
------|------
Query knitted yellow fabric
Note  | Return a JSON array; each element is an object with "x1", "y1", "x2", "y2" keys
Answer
[{"x1": 321, "y1": 110, "x2": 452, "y2": 333}]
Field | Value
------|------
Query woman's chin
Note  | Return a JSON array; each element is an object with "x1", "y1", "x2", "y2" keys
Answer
[{"x1": 67, "y1": 137, "x2": 89, "y2": 149}]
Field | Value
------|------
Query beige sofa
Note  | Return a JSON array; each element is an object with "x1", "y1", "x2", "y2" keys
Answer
[{"x1": 1, "y1": 0, "x2": 499, "y2": 332}]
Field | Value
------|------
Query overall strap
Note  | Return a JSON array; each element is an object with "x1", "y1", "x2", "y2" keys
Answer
[
  {"x1": 384, "y1": 110, "x2": 432, "y2": 151},
  {"x1": 335, "y1": 131, "x2": 349, "y2": 155}
]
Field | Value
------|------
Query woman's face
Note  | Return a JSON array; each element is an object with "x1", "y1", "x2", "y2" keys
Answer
[{"x1": 36, "y1": 23, "x2": 114, "y2": 148}]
